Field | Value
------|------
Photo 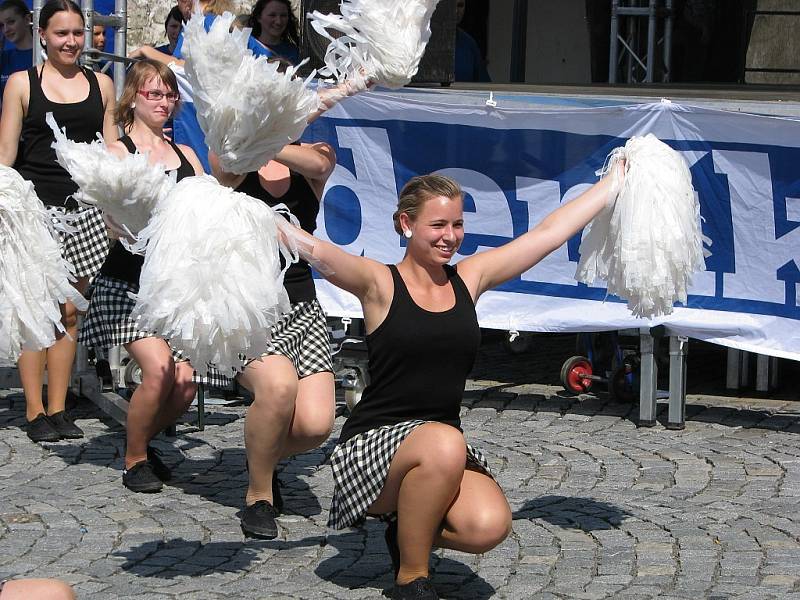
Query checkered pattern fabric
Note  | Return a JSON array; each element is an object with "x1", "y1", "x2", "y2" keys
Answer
[
  {"x1": 78, "y1": 275, "x2": 183, "y2": 364},
  {"x1": 327, "y1": 420, "x2": 494, "y2": 530},
  {"x1": 193, "y1": 298, "x2": 333, "y2": 388},
  {"x1": 53, "y1": 206, "x2": 109, "y2": 278}
]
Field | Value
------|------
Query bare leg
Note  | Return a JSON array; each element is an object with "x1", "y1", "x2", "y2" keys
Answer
[
  {"x1": 237, "y1": 355, "x2": 297, "y2": 506},
  {"x1": 18, "y1": 349, "x2": 46, "y2": 421},
  {"x1": 124, "y1": 338, "x2": 196, "y2": 469},
  {"x1": 368, "y1": 423, "x2": 467, "y2": 585},
  {"x1": 1, "y1": 578, "x2": 75, "y2": 600},
  {"x1": 279, "y1": 371, "x2": 334, "y2": 458}
]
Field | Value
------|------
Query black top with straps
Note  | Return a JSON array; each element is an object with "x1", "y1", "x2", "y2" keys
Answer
[
  {"x1": 99, "y1": 135, "x2": 195, "y2": 285},
  {"x1": 339, "y1": 264, "x2": 481, "y2": 443},
  {"x1": 15, "y1": 66, "x2": 104, "y2": 208},
  {"x1": 235, "y1": 167, "x2": 319, "y2": 304}
]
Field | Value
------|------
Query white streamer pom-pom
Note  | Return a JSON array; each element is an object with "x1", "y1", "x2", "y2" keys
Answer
[
  {"x1": 47, "y1": 113, "x2": 176, "y2": 237},
  {"x1": 575, "y1": 133, "x2": 706, "y2": 318},
  {"x1": 182, "y1": 10, "x2": 320, "y2": 174},
  {"x1": 0, "y1": 165, "x2": 87, "y2": 363},
  {"x1": 308, "y1": 0, "x2": 441, "y2": 89},
  {"x1": 130, "y1": 175, "x2": 299, "y2": 374}
]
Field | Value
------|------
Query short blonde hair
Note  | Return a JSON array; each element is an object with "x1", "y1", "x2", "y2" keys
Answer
[{"x1": 392, "y1": 174, "x2": 463, "y2": 235}]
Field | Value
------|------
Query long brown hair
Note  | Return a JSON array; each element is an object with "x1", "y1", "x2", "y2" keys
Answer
[{"x1": 115, "y1": 59, "x2": 180, "y2": 132}]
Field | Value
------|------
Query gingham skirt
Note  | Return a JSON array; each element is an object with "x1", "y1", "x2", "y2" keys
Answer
[
  {"x1": 193, "y1": 298, "x2": 333, "y2": 388},
  {"x1": 53, "y1": 206, "x2": 109, "y2": 278},
  {"x1": 78, "y1": 275, "x2": 181, "y2": 362},
  {"x1": 327, "y1": 420, "x2": 494, "y2": 530}
]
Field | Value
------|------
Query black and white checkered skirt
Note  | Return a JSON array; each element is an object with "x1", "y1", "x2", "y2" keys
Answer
[
  {"x1": 327, "y1": 420, "x2": 494, "y2": 530},
  {"x1": 53, "y1": 206, "x2": 109, "y2": 279},
  {"x1": 79, "y1": 275, "x2": 174, "y2": 352},
  {"x1": 193, "y1": 298, "x2": 333, "y2": 388}
]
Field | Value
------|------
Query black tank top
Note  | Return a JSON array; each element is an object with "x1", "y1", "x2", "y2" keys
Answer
[
  {"x1": 339, "y1": 264, "x2": 481, "y2": 443},
  {"x1": 99, "y1": 135, "x2": 195, "y2": 285},
  {"x1": 15, "y1": 65, "x2": 104, "y2": 208},
  {"x1": 235, "y1": 167, "x2": 319, "y2": 304}
]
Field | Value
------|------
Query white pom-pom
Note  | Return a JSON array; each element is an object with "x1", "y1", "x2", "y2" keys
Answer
[
  {"x1": 575, "y1": 134, "x2": 706, "y2": 318},
  {"x1": 182, "y1": 10, "x2": 320, "y2": 174},
  {"x1": 129, "y1": 175, "x2": 299, "y2": 373},
  {"x1": 47, "y1": 113, "x2": 176, "y2": 236},
  {"x1": 308, "y1": 0, "x2": 441, "y2": 89},
  {"x1": 0, "y1": 165, "x2": 87, "y2": 363}
]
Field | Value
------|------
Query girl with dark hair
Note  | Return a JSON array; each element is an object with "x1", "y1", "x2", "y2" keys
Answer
[
  {"x1": 79, "y1": 59, "x2": 203, "y2": 493},
  {"x1": 0, "y1": 0, "x2": 33, "y2": 98},
  {"x1": 154, "y1": 6, "x2": 185, "y2": 56},
  {"x1": 0, "y1": 0, "x2": 117, "y2": 443},
  {"x1": 249, "y1": 0, "x2": 300, "y2": 65}
]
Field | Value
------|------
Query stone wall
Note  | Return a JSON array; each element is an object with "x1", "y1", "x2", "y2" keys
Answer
[
  {"x1": 125, "y1": 0, "x2": 301, "y2": 49},
  {"x1": 745, "y1": 0, "x2": 800, "y2": 84}
]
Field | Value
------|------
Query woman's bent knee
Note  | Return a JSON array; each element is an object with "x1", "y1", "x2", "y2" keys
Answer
[
  {"x1": 412, "y1": 423, "x2": 467, "y2": 474},
  {"x1": 469, "y1": 507, "x2": 512, "y2": 553}
]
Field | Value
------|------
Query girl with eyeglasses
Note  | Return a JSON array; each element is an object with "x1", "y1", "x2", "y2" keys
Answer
[
  {"x1": 0, "y1": 0, "x2": 117, "y2": 444},
  {"x1": 78, "y1": 59, "x2": 204, "y2": 493}
]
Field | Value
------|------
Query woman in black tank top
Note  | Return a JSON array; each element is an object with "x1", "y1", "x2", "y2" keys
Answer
[
  {"x1": 0, "y1": 0, "x2": 117, "y2": 443},
  {"x1": 210, "y1": 139, "x2": 337, "y2": 539},
  {"x1": 78, "y1": 60, "x2": 203, "y2": 494},
  {"x1": 286, "y1": 171, "x2": 621, "y2": 599}
]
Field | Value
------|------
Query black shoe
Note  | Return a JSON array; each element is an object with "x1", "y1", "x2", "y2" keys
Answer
[
  {"x1": 122, "y1": 460, "x2": 163, "y2": 493},
  {"x1": 241, "y1": 500, "x2": 278, "y2": 539},
  {"x1": 25, "y1": 413, "x2": 61, "y2": 442},
  {"x1": 391, "y1": 577, "x2": 438, "y2": 600},
  {"x1": 48, "y1": 411, "x2": 84, "y2": 439},
  {"x1": 385, "y1": 520, "x2": 400, "y2": 578},
  {"x1": 146, "y1": 446, "x2": 172, "y2": 481},
  {"x1": 272, "y1": 471, "x2": 283, "y2": 514}
]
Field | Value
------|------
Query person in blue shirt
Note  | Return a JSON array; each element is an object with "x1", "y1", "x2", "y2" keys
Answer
[
  {"x1": 248, "y1": 0, "x2": 300, "y2": 66},
  {"x1": 129, "y1": 0, "x2": 274, "y2": 172},
  {"x1": 154, "y1": 6, "x2": 184, "y2": 56},
  {"x1": 0, "y1": 0, "x2": 33, "y2": 100}
]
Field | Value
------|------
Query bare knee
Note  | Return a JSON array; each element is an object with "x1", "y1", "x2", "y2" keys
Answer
[
  {"x1": 2, "y1": 579, "x2": 75, "y2": 600},
  {"x1": 289, "y1": 408, "x2": 333, "y2": 450},
  {"x1": 251, "y1": 376, "x2": 297, "y2": 419},
  {"x1": 139, "y1": 360, "x2": 176, "y2": 395},
  {"x1": 416, "y1": 423, "x2": 467, "y2": 475},
  {"x1": 465, "y1": 505, "x2": 512, "y2": 553},
  {"x1": 172, "y1": 363, "x2": 197, "y2": 404}
]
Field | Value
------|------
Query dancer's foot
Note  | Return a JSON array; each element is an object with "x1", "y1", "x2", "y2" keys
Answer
[
  {"x1": 48, "y1": 411, "x2": 84, "y2": 439},
  {"x1": 25, "y1": 414, "x2": 61, "y2": 443},
  {"x1": 122, "y1": 461, "x2": 163, "y2": 493},
  {"x1": 391, "y1": 577, "x2": 438, "y2": 600},
  {"x1": 241, "y1": 500, "x2": 278, "y2": 539}
]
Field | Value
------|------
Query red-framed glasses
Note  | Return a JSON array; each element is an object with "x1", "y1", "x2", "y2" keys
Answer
[{"x1": 137, "y1": 89, "x2": 180, "y2": 102}]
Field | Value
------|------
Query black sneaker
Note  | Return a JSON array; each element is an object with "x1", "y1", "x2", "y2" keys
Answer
[
  {"x1": 122, "y1": 460, "x2": 163, "y2": 493},
  {"x1": 385, "y1": 520, "x2": 400, "y2": 578},
  {"x1": 48, "y1": 411, "x2": 84, "y2": 439},
  {"x1": 391, "y1": 577, "x2": 438, "y2": 600},
  {"x1": 25, "y1": 413, "x2": 61, "y2": 442},
  {"x1": 272, "y1": 471, "x2": 283, "y2": 514},
  {"x1": 240, "y1": 500, "x2": 278, "y2": 539},
  {"x1": 146, "y1": 446, "x2": 172, "y2": 481}
]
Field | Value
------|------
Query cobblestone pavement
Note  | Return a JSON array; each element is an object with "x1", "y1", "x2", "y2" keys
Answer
[{"x1": 1, "y1": 333, "x2": 799, "y2": 599}]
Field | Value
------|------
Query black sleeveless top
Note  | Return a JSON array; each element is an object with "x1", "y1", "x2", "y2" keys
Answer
[
  {"x1": 15, "y1": 65, "x2": 104, "y2": 208},
  {"x1": 339, "y1": 264, "x2": 481, "y2": 443},
  {"x1": 235, "y1": 167, "x2": 319, "y2": 304},
  {"x1": 99, "y1": 135, "x2": 194, "y2": 285}
]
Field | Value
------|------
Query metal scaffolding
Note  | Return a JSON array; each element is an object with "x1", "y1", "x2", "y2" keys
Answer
[{"x1": 609, "y1": 0, "x2": 674, "y2": 84}]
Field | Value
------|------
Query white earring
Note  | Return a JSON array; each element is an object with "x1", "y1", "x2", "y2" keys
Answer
[
  {"x1": 403, "y1": 229, "x2": 412, "y2": 239},
  {"x1": 131, "y1": 102, "x2": 136, "y2": 108}
]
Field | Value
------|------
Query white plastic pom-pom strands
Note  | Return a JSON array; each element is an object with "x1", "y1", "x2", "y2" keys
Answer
[
  {"x1": 575, "y1": 133, "x2": 706, "y2": 319},
  {"x1": 181, "y1": 10, "x2": 320, "y2": 174},
  {"x1": 308, "y1": 0, "x2": 441, "y2": 89},
  {"x1": 47, "y1": 113, "x2": 176, "y2": 238},
  {"x1": 0, "y1": 165, "x2": 87, "y2": 363},
  {"x1": 129, "y1": 175, "x2": 299, "y2": 374}
]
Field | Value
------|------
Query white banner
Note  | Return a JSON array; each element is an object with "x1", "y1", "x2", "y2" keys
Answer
[{"x1": 302, "y1": 92, "x2": 800, "y2": 361}]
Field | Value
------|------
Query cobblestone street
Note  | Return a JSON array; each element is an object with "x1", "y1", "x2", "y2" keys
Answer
[{"x1": 1, "y1": 333, "x2": 799, "y2": 599}]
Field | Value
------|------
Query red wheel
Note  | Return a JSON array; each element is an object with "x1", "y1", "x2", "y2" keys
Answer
[{"x1": 560, "y1": 355, "x2": 593, "y2": 394}]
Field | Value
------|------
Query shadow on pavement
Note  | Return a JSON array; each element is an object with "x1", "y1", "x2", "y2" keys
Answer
[{"x1": 512, "y1": 495, "x2": 632, "y2": 530}]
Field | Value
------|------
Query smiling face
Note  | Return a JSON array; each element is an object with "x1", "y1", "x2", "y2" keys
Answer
[
  {"x1": 0, "y1": 8, "x2": 31, "y2": 47},
  {"x1": 257, "y1": 0, "x2": 289, "y2": 44},
  {"x1": 39, "y1": 10, "x2": 84, "y2": 65},
  {"x1": 134, "y1": 75, "x2": 177, "y2": 127},
  {"x1": 402, "y1": 195, "x2": 465, "y2": 265}
]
